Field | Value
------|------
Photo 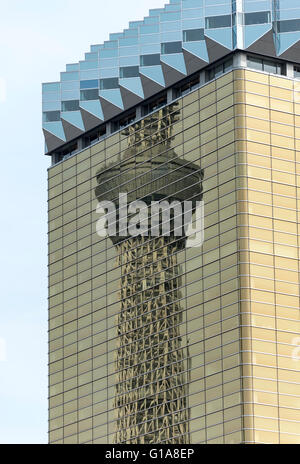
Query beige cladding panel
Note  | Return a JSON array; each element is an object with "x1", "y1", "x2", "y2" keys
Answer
[{"x1": 48, "y1": 69, "x2": 300, "y2": 444}]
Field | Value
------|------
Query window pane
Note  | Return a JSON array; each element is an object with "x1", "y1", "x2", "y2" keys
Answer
[
  {"x1": 224, "y1": 58, "x2": 233, "y2": 73},
  {"x1": 80, "y1": 89, "x2": 99, "y2": 101},
  {"x1": 278, "y1": 19, "x2": 300, "y2": 33},
  {"x1": 215, "y1": 64, "x2": 223, "y2": 78},
  {"x1": 119, "y1": 66, "x2": 139, "y2": 78},
  {"x1": 161, "y1": 41, "x2": 182, "y2": 54},
  {"x1": 294, "y1": 66, "x2": 300, "y2": 79},
  {"x1": 61, "y1": 100, "x2": 80, "y2": 112},
  {"x1": 183, "y1": 28, "x2": 205, "y2": 42},
  {"x1": 99, "y1": 78, "x2": 119, "y2": 90},
  {"x1": 43, "y1": 111, "x2": 61, "y2": 122},
  {"x1": 142, "y1": 94, "x2": 167, "y2": 115},
  {"x1": 247, "y1": 57, "x2": 263, "y2": 71},
  {"x1": 205, "y1": 15, "x2": 231, "y2": 29},
  {"x1": 80, "y1": 80, "x2": 99, "y2": 89},
  {"x1": 140, "y1": 54, "x2": 161, "y2": 66},
  {"x1": 244, "y1": 11, "x2": 270, "y2": 26},
  {"x1": 263, "y1": 60, "x2": 277, "y2": 74}
]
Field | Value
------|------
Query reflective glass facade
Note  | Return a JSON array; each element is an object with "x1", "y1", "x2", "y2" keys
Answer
[
  {"x1": 48, "y1": 68, "x2": 300, "y2": 444},
  {"x1": 236, "y1": 69, "x2": 300, "y2": 444},
  {"x1": 42, "y1": 1, "x2": 300, "y2": 153}
]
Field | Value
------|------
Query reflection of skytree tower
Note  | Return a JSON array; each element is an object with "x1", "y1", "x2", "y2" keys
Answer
[{"x1": 95, "y1": 103, "x2": 203, "y2": 444}]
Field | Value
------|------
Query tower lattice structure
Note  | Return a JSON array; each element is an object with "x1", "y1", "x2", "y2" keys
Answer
[
  {"x1": 95, "y1": 104, "x2": 202, "y2": 443},
  {"x1": 114, "y1": 236, "x2": 190, "y2": 443}
]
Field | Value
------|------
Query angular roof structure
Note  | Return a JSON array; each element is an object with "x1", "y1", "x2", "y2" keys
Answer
[{"x1": 42, "y1": 0, "x2": 300, "y2": 153}]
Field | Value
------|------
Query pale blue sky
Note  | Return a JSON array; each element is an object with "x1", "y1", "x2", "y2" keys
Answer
[{"x1": 0, "y1": 0, "x2": 166, "y2": 444}]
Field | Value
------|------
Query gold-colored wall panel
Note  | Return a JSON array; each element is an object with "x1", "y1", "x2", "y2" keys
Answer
[
  {"x1": 237, "y1": 69, "x2": 300, "y2": 444},
  {"x1": 48, "y1": 69, "x2": 300, "y2": 444}
]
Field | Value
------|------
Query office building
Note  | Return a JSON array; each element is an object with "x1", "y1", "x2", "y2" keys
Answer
[{"x1": 46, "y1": 0, "x2": 300, "y2": 444}]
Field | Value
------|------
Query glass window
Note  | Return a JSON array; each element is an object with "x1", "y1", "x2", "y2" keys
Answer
[
  {"x1": 247, "y1": 56, "x2": 263, "y2": 71},
  {"x1": 278, "y1": 19, "x2": 300, "y2": 33},
  {"x1": 43, "y1": 111, "x2": 61, "y2": 122},
  {"x1": 263, "y1": 60, "x2": 277, "y2": 74},
  {"x1": 205, "y1": 58, "x2": 233, "y2": 82},
  {"x1": 80, "y1": 79, "x2": 99, "y2": 89},
  {"x1": 61, "y1": 100, "x2": 80, "y2": 112},
  {"x1": 80, "y1": 89, "x2": 99, "y2": 101},
  {"x1": 140, "y1": 54, "x2": 161, "y2": 66},
  {"x1": 99, "y1": 78, "x2": 119, "y2": 90},
  {"x1": 84, "y1": 127, "x2": 106, "y2": 147},
  {"x1": 244, "y1": 11, "x2": 271, "y2": 25},
  {"x1": 224, "y1": 58, "x2": 233, "y2": 73},
  {"x1": 119, "y1": 66, "x2": 139, "y2": 78},
  {"x1": 205, "y1": 15, "x2": 231, "y2": 29},
  {"x1": 183, "y1": 28, "x2": 205, "y2": 42},
  {"x1": 112, "y1": 111, "x2": 136, "y2": 132},
  {"x1": 161, "y1": 41, "x2": 182, "y2": 54},
  {"x1": 294, "y1": 66, "x2": 300, "y2": 79},
  {"x1": 247, "y1": 56, "x2": 285, "y2": 75},
  {"x1": 174, "y1": 75, "x2": 200, "y2": 98},
  {"x1": 142, "y1": 94, "x2": 167, "y2": 116},
  {"x1": 272, "y1": 62, "x2": 284, "y2": 75},
  {"x1": 57, "y1": 143, "x2": 78, "y2": 162},
  {"x1": 214, "y1": 64, "x2": 223, "y2": 78}
]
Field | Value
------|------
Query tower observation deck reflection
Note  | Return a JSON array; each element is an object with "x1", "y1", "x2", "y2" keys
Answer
[{"x1": 95, "y1": 103, "x2": 203, "y2": 443}]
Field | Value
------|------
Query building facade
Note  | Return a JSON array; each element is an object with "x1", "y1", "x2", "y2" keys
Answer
[{"x1": 46, "y1": 1, "x2": 300, "y2": 444}]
